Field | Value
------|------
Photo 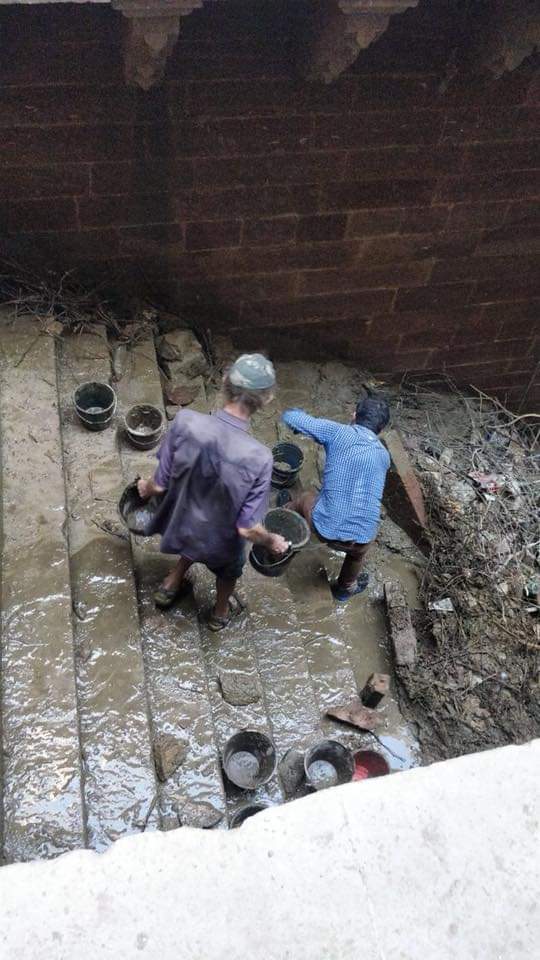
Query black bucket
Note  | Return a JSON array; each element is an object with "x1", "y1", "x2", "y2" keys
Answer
[
  {"x1": 229, "y1": 803, "x2": 269, "y2": 828},
  {"x1": 271, "y1": 442, "x2": 304, "y2": 489},
  {"x1": 125, "y1": 403, "x2": 164, "y2": 450},
  {"x1": 264, "y1": 508, "x2": 310, "y2": 551},
  {"x1": 74, "y1": 381, "x2": 116, "y2": 432},
  {"x1": 118, "y1": 480, "x2": 164, "y2": 536},
  {"x1": 222, "y1": 730, "x2": 276, "y2": 790},
  {"x1": 249, "y1": 542, "x2": 294, "y2": 578},
  {"x1": 248, "y1": 507, "x2": 310, "y2": 578},
  {"x1": 304, "y1": 740, "x2": 354, "y2": 791}
]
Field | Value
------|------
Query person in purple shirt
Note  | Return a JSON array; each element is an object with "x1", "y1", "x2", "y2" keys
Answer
[{"x1": 137, "y1": 353, "x2": 288, "y2": 631}]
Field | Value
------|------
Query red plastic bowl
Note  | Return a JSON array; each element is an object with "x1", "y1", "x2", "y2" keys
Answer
[{"x1": 353, "y1": 750, "x2": 390, "y2": 781}]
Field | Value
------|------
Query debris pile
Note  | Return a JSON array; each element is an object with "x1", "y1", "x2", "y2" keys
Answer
[{"x1": 393, "y1": 381, "x2": 540, "y2": 762}]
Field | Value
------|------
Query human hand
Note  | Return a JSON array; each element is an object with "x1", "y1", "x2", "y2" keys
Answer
[
  {"x1": 137, "y1": 477, "x2": 153, "y2": 499},
  {"x1": 267, "y1": 533, "x2": 290, "y2": 556}
]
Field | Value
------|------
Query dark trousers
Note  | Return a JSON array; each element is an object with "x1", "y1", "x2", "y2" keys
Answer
[{"x1": 286, "y1": 490, "x2": 371, "y2": 590}]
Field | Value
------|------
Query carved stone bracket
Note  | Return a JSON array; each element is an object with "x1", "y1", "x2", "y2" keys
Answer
[
  {"x1": 303, "y1": 0, "x2": 420, "y2": 84},
  {"x1": 112, "y1": 0, "x2": 204, "y2": 89}
]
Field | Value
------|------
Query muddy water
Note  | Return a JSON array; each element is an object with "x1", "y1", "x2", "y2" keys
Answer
[{"x1": 0, "y1": 324, "x2": 85, "y2": 861}]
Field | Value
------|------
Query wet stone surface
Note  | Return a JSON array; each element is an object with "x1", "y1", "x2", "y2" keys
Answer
[{"x1": 0, "y1": 325, "x2": 421, "y2": 860}]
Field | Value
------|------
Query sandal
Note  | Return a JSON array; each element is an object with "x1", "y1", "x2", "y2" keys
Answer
[
  {"x1": 207, "y1": 601, "x2": 240, "y2": 632},
  {"x1": 154, "y1": 579, "x2": 192, "y2": 609},
  {"x1": 331, "y1": 572, "x2": 370, "y2": 602}
]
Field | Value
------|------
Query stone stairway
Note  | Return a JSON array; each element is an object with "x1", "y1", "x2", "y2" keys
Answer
[{"x1": 0, "y1": 318, "x2": 416, "y2": 862}]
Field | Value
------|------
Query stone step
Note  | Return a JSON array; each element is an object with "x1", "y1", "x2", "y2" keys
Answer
[
  {"x1": 192, "y1": 569, "x2": 285, "y2": 817},
  {"x1": 57, "y1": 331, "x2": 158, "y2": 849},
  {"x1": 0, "y1": 320, "x2": 85, "y2": 861},
  {"x1": 115, "y1": 337, "x2": 227, "y2": 829}
]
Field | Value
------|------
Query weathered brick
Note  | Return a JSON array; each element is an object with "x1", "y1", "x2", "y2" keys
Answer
[
  {"x1": 312, "y1": 110, "x2": 445, "y2": 150},
  {"x1": 437, "y1": 170, "x2": 540, "y2": 204},
  {"x1": 0, "y1": 84, "x2": 146, "y2": 127},
  {"x1": 484, "y1": 301, "x2": 540, "y2": 340},
  {"x1": 347, "y1": 208, "x2": 403, "y2": 238},
  {"x1": 175, "y1": 184, "x2": 319, "y2": 221},
  {"x1": 478, "y1": 222, "x2": 540, "y2": 258},
  {"x1": 91, "y1": 159, "x2": 193, "y2": 196},
  {"x1": 298, "y1": 261, "x2": 431, "y2": 296},
  {"x1": 364, "y1": 231, "x2": 477, "y2": 264},
  {"x1": 472, "y1": 273, "x2": 540, "y2": 304},
  {"x1": 0, "y1": 164, "x2": 89, "y2": 200},
  {"x1": 187, "y1": 78, "x2": 306, "y2": 117},
  {"x1": 0, "y1": 41, "x2": 123, "y2": 86},
  {"x1": 79, "y1": 195, "x2": 175, "y2": 229},
  {"x1": 399, "y1": 206, "x2": 450, "y2": 234},
  {"x1": 239, "y1": 290, "x2": 394, "y2": 327},
  {"x1": 345, "y1": 144, "x2": 460, "y2": 182},
  {"x1": 190, "y1": 241, "x2": 360, "y2": 278},
  {"x1": 464, "y1": 139, "x2": 540, "y2": 174},
  {"x1": 437, "y1": 339, "x2": 531, "y2": 367},
  {"x1": 194, "y1": 151, "x2": 345, "y2": 188},
  {"x1": 432, "y1": 254, "x2": 539, "y2": 285},
  {"x1": 394, "y1": 282, "x2": 473, "y2": 312},
  {"x1": 148, "y1": 116, "x2": 315, "y2": 158},
  {"x1": 242, "y1": 216, "x2": 297, "y2": 246},
  {"x1": 296, "y1": 215, "x2": 347, "y2": 243},
  {"x1": 446, "y1": 201, "x2": 509, "y2": 231},
  {"x1": 119, "y1": 224, "x2": 184, "y2": 254},
  {"x1": 0, "y1": 125, "x2": 134, "y2": 165},
  {"x1": 319, "y1": 178, "x2": 434, "y2": 212},
  {"x1": 9, "y1": 197, "x2": 78, "y2": 233},
  {"x1": 185, "y1": 219, "x2": 241, "y2": 251}
]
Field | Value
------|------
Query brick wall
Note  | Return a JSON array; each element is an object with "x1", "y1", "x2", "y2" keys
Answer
[{"x1": 0, "y1": 0, "x2": 539, "y2": 409}]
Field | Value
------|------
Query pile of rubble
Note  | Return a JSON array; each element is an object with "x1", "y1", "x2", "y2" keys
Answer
[{"x1": 392, "y1": 382, "x2": 539, "y2": 762}]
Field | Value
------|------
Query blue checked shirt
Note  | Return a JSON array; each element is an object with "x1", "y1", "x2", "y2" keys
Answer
[{"x1": 282, "y1": 409, "x2": 390, "y2": 544}]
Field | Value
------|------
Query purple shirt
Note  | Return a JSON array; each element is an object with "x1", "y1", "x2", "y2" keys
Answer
[{"x1": 147, "y1": 408, "x2": 272, "y2": 567}]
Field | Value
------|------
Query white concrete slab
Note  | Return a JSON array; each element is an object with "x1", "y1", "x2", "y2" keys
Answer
[{"x1": 0, "y1": 740, "x2": 538, "y2": 959}]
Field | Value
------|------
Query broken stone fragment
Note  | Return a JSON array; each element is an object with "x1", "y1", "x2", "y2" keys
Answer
[
  {"x1": 325, "y1": 699, "x2": 380, "y2": 731},
  {"x1": 384, "y1": 580, "x2": 418, "y2": 668},
  {"x1": 164, "y1": 378, "x2": 203, "y2": 407},
  {"x1": 178, "y1": 800, "x2": 223, "y2": 829},
  {"x1": 153, "y1": 733, "x2": 188, "y2": 783},
  {"x1": 218, "y1": 669, "x2": 261, "y2": 706},
  {"x1": 360, "y1": 673, "x2": 390, "y2": 708},
  {"x1": 157, "y1": 330, "x2": 209, "y2": 380}
]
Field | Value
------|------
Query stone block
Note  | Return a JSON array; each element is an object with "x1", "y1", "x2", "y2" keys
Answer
[
  {"x1": 384, "y1": 580, "x2": 417, "y2": 668},
  {"x1": 383, "y1": 428, "x2": 429, "y2": 548}
]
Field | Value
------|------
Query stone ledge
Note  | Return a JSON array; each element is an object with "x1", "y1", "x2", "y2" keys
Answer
[{"x1": 1, "y1": 739, "x2": 538, "y2": 959}]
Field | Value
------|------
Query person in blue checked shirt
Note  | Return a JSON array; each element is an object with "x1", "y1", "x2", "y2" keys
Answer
[{"x1": 280, "y1": 394, "x2": 391, "y2": 602}]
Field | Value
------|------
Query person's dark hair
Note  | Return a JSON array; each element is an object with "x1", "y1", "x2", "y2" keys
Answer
[
  {"x1": 355, "y1": 394, "x2": 390, "y2": 434},
  {"x1": 222, "y1": 373, "x2": 274, "y2": 415}
]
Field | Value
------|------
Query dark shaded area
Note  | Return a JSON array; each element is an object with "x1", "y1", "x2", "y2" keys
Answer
[{"x1": 0, "y1": 0, "x2": 538, "y2": 408}]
